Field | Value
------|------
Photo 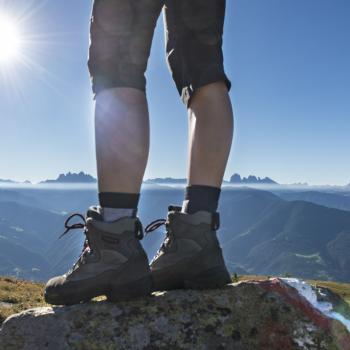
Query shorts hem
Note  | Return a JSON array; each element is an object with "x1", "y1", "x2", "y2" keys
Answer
[
  {"x1": 92, "y1": 79, "x2": 146, "y2": 98},
  {"x1": 180, "y1": 70, "x2": 231, "y2": 107}
]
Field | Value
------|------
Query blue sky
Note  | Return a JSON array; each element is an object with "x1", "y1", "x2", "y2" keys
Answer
[{"x1": 0, "y1": 0, "x2": 349, "y2": 185}]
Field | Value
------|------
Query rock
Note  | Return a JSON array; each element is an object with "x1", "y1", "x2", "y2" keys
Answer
[
  {"x1": 0, "y1": 278, "x2": 349, "y2": 350},
  {"x1": 230, "y1": 173, "x2": 242, "y2": 183},
  {"x1": 229, "y1": 173, "x2": 278, "y2": 185},
  {"x1": 315, "y1": 285, "x2": 350, "y2": 320}
]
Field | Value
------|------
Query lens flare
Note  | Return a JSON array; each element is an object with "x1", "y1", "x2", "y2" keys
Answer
[
  {"x1": 0, "y1": 2, "x2": 76, "y2": 99},
  {"x1": 0, "y1": 15, "x2": 22, "y2": 64}
]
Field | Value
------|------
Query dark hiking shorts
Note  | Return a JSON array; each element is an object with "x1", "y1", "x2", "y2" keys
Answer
[{"x1": 88, "y1": 0, "x2": 231, "y2": 106}]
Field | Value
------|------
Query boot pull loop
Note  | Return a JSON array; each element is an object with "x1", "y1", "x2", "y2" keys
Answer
[
  {"x1": 135, "y1": 219, "x2": 144, "y2": 240},
  {"x1": 211, "y1": 212, "x2": 220, "y2": 231}
]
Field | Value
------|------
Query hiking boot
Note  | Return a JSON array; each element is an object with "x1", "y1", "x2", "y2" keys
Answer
[
  {"x1": 146, "y1": 206, "x2": 231, "y2": 291},
  {"x1": 44, "y1": 207, "x2": 151, "y2": 305}
]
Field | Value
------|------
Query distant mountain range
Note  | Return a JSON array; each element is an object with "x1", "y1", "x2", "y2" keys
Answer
[
  {"x1": 1, "y1": 172, "x2": 279, "y2": 185},
  {"x1": 145, "y1": 174, "x2": 279, "y2": 185},
  {"x1": 40, "y1": 172, "x2": 97, "y2": 184},
  {"x1": 1, "y1": 172, "x2": 350, "y2": 187},
  {"x1": 229, "y1": 173, "x2": 278, "y2": 184},
  {"x1": 0, "y1": 179, "x2": 31, "y2": 184},
  {"x1": 144, "y1": 178, "x2": 187, "y2": 184}
]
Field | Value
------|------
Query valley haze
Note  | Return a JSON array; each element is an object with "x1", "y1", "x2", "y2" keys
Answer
[{"x1": 1, "y1": 172, "x2": 350, "y2": 284}]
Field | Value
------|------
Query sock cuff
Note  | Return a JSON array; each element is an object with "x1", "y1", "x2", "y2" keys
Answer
[
  {"x1": 99, "y1": 192, "x2": 140, "y2": 209},
  {"x1": 184, "y1": 185, "x2": 221, "y2": 214},
  {"x1": 185, "y1": 185, "x2": 221, "y2": 201}
]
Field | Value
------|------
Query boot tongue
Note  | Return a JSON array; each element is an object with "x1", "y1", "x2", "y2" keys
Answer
[
  {"x1": 168, "y1": 209, "x2": 217, "y2": 228},
  {"x1": 86, "y1": 206, "x2": 103, "y2": 221},
  {"x1": 168, "y1": 205, "x2": 182, "y2": 212},
  {"x1": 167, "y1": 205, "x2": 183, "y2": 223}
]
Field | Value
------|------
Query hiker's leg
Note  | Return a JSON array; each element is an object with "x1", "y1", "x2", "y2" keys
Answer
[
  {"x1": 164, "y1": 0, "x2": 232, "y2": 213},
  {"x1": 45, "y1": 0, "x2": 163, "y2": 305},
  {"x1": 88, "y1": 0, "x2": 162, "y2": 217},
  {"x1": 187, "y1": 82, "x2": 233, "y2": 188},
  {"x1": 150, "y1": 1, "x2": 231, "y2": 290},
  {"x1": 94, "y1": 88, "x2": 149, "y2": 219},
  {"x1": 95, "y1": 87, "x2": 149, "y2": 194}
]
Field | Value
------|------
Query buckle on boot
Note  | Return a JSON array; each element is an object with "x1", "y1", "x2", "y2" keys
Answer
[{"x1": 211, "y1": 212, "x2": 220, "y2": 230}]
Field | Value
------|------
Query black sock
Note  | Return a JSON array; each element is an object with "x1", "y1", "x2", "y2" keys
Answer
[
  {"x1": 182, "y1": 185, "x2": 221, "y2": 214},
  {"x1": 99, "y1": 192, "x2": 140, "y2": 209}
]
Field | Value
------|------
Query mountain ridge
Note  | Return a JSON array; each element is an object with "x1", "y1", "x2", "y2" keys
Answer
[
  {"x1": 230, "y1": 173, "x2": 278, "y2": 184},
  {"x1": 40, "y1": 171, "x2": 97, "y2": 184}
]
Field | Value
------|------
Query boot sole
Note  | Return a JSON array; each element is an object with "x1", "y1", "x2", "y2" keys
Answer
[
  {"x1": 152, "y1": 265, "x2": 231, "y2": 292},
  {"x1": 45, "y1": 275, "x2": 152, "y2": 305},
  {"x1": 184, "y1": 266, "x2": 232, "y2": 289},
  {"x1": 106, "y1": 275, "x2": 152, "y2": 302}
]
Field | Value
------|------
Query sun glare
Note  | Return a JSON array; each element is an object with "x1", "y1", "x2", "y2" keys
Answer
[
  {"x1": 0, "y1": 4, "x2": 72, "y2": 98},
  {"x1": 0, "y1": 14, "x2": 22, "y2": 64}
]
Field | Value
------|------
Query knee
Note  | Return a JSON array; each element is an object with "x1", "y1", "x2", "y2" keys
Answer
[{"x1": 88, "y1": 58, "x2": 147, "y2": 96}]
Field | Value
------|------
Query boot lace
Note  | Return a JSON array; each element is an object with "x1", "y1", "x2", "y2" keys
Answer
[
  {"x1": 144, "y1": 212, "x2": 220, "y2": 263},
  {"x1": 59, "y1": 213, "x2": 145, "y2": 273},
  {"x1": 145, "y1": 218, "x2": 172, "y2": 261},
  {"x1": 145, "y1": 218, "x2": 167, "y2": 234},
  {"x1": 58, "y1": 213, "x2": 91, "y2": 272}
]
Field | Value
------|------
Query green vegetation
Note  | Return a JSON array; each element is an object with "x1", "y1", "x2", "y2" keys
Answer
[
  {"x1": 1, "y1": 275, "x2": 350, "y2": 326},
  {"x1": 0, "y1": 277, "x2": 47, "y2": 325}
]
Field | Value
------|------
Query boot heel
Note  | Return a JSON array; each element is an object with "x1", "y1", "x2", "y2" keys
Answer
[
  {"x1": 107, "y1": 275, "x2": 152, "y2": 302},
  {"x1": 184, "y1": 266, "x2": 231, "y2": 290}
]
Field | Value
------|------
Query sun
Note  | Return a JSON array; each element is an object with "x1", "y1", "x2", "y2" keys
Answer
[{"x1": 0, "y1": 14, "x2": 22, "y2": 64}]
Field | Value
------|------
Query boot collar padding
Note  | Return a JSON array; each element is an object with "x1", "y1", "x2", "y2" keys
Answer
[
  {"x1": 88, "y1": 217, "x2": 138, "y2": 235},
  {"x1": 168, "y1": 210, "x2": 219, "y2": 229}
]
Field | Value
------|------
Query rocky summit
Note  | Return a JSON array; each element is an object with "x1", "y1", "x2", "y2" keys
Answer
[{"x1": 0, "y1": 279, "x2": 349, "y2": 350}]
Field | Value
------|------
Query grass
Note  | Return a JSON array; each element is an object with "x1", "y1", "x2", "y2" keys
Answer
[
  {"x1": 0, "y1": 277, "x2": 47, "y2": 325},
  {"x1": 1, "y1": 275, "x2": 349, "y2": 325}
]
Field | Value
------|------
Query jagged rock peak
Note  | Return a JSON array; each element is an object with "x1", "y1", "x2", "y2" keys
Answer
[
  {"x1": 40, "y1": 171, "x2": 97, "y2": 184},
  {"x1": 229, "y1": 173, "x2": 278, "y2": 184}
]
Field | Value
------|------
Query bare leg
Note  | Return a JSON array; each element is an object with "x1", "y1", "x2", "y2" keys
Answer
[
  {"x1": 187, "y1": 82, "x2": 234, "y2": 188},
  {"x1": 95, "y1": 87, "x2": 150, "y2": 194}
]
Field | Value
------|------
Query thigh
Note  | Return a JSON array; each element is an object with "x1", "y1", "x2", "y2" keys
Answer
[
  {"x1": 166, "y1": 0, "x2": 225, "y2": 40},
  {"x1": 88, "y1": 0, "x2": 163, "y2": 94},
  {"x1": 164, "y1": 0, "x2": 230, "y2": 105}
]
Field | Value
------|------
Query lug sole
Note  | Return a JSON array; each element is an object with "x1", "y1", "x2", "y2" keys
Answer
[
  {"x1": 106, "y1": 275, "x2": 153, "y2": 302},
  {"x1": 152, "y1": 265, "x2": 231, "y2": 292},
  {"x1": 45, "y1": 274, "x2": 152, "y2": 305},
  {"x1": 184, "y1": 266, "x2": 231, "y2": 289}
]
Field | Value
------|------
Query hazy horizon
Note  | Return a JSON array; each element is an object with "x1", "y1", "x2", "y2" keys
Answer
[{"x1": 0, "y1": 178, "x2": 349, "y2": 190}]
